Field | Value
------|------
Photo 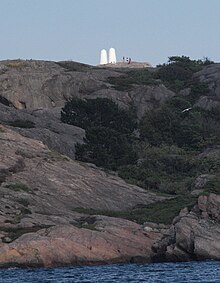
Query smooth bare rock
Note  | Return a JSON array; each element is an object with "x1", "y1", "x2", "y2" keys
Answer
[
  {"x1": 0, "y1": 216, "x2": 162, "y2": 268},
  {"x1": 153, "y1": 194, "x2": 220, "y2": 262},
  {"x1": 0, "y1": 124, "x2": 169, "y2": 266},
  {"x1": 129, "y1": 85, "x2": 174, "y2": 119},
  {"x1": 0, "y1": 60, "x2": 128, "y2": 110},
  {"x1": 0, "y1": 124, "x2": 165, "y2": 230},
  {"x1": 195, "y1": 63, "x2": 220, "y2": 110},
  {"x1": 0, "y1": 103, "x2": 84, "y2": 159},
  {"x1": 0, "y1": 59, "x2": 174, "y2": 119}
]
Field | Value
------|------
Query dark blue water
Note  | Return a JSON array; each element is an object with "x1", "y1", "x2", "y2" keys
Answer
[{"x1": 0, "y1": 261, "x2": 219, "y2": 283}]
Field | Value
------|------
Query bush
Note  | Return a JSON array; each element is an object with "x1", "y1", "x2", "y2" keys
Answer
[
  {"x1": 73, "y1": 195, "x2": 197, "y2": 224},
  {"x1": 155, "y1": 56, "x2": 211, "y2": 92},
  {"x1": 139, "y1": 97, "x2": 219, "y2": 150},
  {"x1": 61, "y1": 97, "x2": 136, "y2": 134},
  {"x1": 76, "y1": 127, "x2": 137, "y2": 170},
  {"x1": 5, "y1": 183, "x2": 31, "y2": 192},
  {"x1": 118, "y1": 145, "x2": 196, "y2": 195},
  {"x1": 202, "y1": 177, "x2": 220, "y2": 194},
  {"x1": 108, "y1": 70, "x2": 158, "y2": 91},
  {"x1": 61, "y1": 97, "x2": 137, "y2": 170}
]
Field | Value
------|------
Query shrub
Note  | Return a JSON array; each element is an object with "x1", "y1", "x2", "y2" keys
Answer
[
  {"x1": 5, "y1": 183, "x2": 31, "y2": 192},
  {"x1": 108, "y1": 69, "x2": 158, "y2": 90},
  {"x1": 76, "y1": 126, "x2": 137, "y2": 170},
  {"x1": 61, "y1": 97, "x2": 136, "y2": 134},
  {"x1": 139, "y1": 97, "x2": 219, "y2": 150},
  {"x1": 62, "y1": 97, "x2": 137, "y2": 170},
  {"x1": 73, "y1": 195, "x2": 197, "y2": 224},
  {"x1": 155, "y1": 56, "x2": 211, "y2": 92},
  {"x1": 202, "y1": 177, "x2": 220, "y2": 194}
]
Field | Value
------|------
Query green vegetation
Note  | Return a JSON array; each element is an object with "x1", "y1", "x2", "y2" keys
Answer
[
  {"x1": 156, "y1": 56, "x2": 213, "y2": 92},
  {"x1": 61, "y1": 97, "x2": 136, "y2": 133},
  {"x1": 108, "y1": 69, "x2": 158, "y2": 91},
  {"x1": 5, "y1": 182, "x2": 31, "y2": 192},
  {"x1": 118, "y1": 148, "x2": 220, "y2": 196},
  {"x1": 62, "y1": 97, "x2": 137, "y2": 170},
  {"x1": 44, "y1": 150, "x2": 70, "y2": 163},
  {"x1": 202, "y1": 177, "x2": 220, "y2": 195},
  {"x1": 139, "y1": 97, "x2": 219, "y2": 150},
  {"x1": 6, "y1": 60, "x2": 28, "y2": 69},
  {"x1": 61, "y1": 56, "x2": 219, "y2": 223},
  {"x1": 74, "y1": 196, "x2": 197, "y2": 225},
  {"x1": 75, "y1": 127, "x2": 137, "y2": 170},
  {"x1": 74, "y1": 223, "x2": 98, "y2": 231},
  {"x1": 1, "y1": 226, "x2": 51, "y2": 243}
]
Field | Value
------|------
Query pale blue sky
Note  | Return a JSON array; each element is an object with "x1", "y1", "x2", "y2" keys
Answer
[{"x1": 0, "y1": 0, "x2": 219, "y2": 66}]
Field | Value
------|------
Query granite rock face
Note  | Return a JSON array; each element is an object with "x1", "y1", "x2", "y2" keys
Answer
[
  {"x1": 0, "y1": 125, "x2": 168, "y2": 267},
  {"x1": 195, "y1": 63, "x2": 220, "y2": 109},
  {"x1": 152, "y1": 194, "x2": 220, "y2": 262},
  {"x1": 0, "y1": 59, "x2": 174, "y2": 117},
  {"x1": 0, "y1": 125, "x2": 165, "y2": 214},
  {"x1": 0, "y1": 60, "x2": 220, "y2": 267},
  {"x1": 0, "y1": 217, "x2": 162, "y2": 268},
  {"x1": 0, "y1": 103, "x2": 84, "y2": 159},
  {"x1": 0, "y1": 125, "x2": 219, "y2": 267},
  {"x1": 129, "y1": 85, "x2": 174, "y2": 119},
  {"x1": 0, "y1": 59, "x2": 175, "y2": 158}
]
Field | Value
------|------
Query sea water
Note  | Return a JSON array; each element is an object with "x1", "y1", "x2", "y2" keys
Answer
[{"x1": 0, "y1": 261, "x2": 219, "y2": 283}]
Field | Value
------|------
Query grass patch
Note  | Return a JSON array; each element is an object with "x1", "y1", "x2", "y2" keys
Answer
[
  {"x1": 6, "y1": 60, "x2": 28, "y2": 69},
  {"x1": 201, "y1": 177, "x2": 220, "y2": 195},
  {"x1": 0, "y1": 225, "x2": 51, "y2": 243},
  {"x1": 74, "y1": 196, "x2": 197, "y2": 225},
  {"x1": 5, "y1": 183, "x2": 31, "y2": 192},
  {"x1": 108, "y1": 69, "x2": 158, "y2": 91},
  {"x1": 44, "y1": 151, "x2": 70, "y2": 163}
]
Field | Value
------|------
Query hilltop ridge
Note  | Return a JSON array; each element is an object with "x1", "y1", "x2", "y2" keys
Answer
[{"x1": 0, "y1": 57, "x2": 219, "y2": 267}]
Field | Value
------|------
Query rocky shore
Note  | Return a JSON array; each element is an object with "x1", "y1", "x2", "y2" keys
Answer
[
  {"x1": 0, "y1": 59, "x2": 219, "y2": 267},
  {"x1": 0, "y1": 122, "x2": 219, "y2": 267}
]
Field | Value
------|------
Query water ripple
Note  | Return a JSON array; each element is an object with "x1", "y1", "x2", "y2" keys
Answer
[{"x1": 0, "y1": 261, "x2": 219, "y2": 283}]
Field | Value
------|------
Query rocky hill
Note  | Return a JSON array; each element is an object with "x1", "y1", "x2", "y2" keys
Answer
[
  {"x1": 0, "y1": 58, "x2": 219, "y2": 267},
  {"x1": 0, "y1": 124, "x2": 166, "y2": 267}
]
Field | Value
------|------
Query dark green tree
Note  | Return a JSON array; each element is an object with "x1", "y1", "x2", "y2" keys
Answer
[
  {"x1": 61, "y1": 97, "x2": 136, "y2": 134},
  {"x1": 76, "y1": 127, "x2": 137, "y2": 170},
  {"x1": 61, "y1": 97, "x2": 137, "y2": 170}
]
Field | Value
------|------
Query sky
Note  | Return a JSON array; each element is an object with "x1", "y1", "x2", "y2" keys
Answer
[{"x1": 0, "y1": 0, "x2": 219, "y2": 66}]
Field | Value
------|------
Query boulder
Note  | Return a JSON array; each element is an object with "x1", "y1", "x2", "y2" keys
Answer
[{"x1": 153, "y1": 193, "x2": 220, "y2": 262}]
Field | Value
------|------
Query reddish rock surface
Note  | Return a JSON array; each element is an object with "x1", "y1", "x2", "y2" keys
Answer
[
  {"x1": 0, "y1": 125, "x2": 166, "y2": 267},
  {"x1": 0, "y1": 216, "x2": 162, "y2": 268}
]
